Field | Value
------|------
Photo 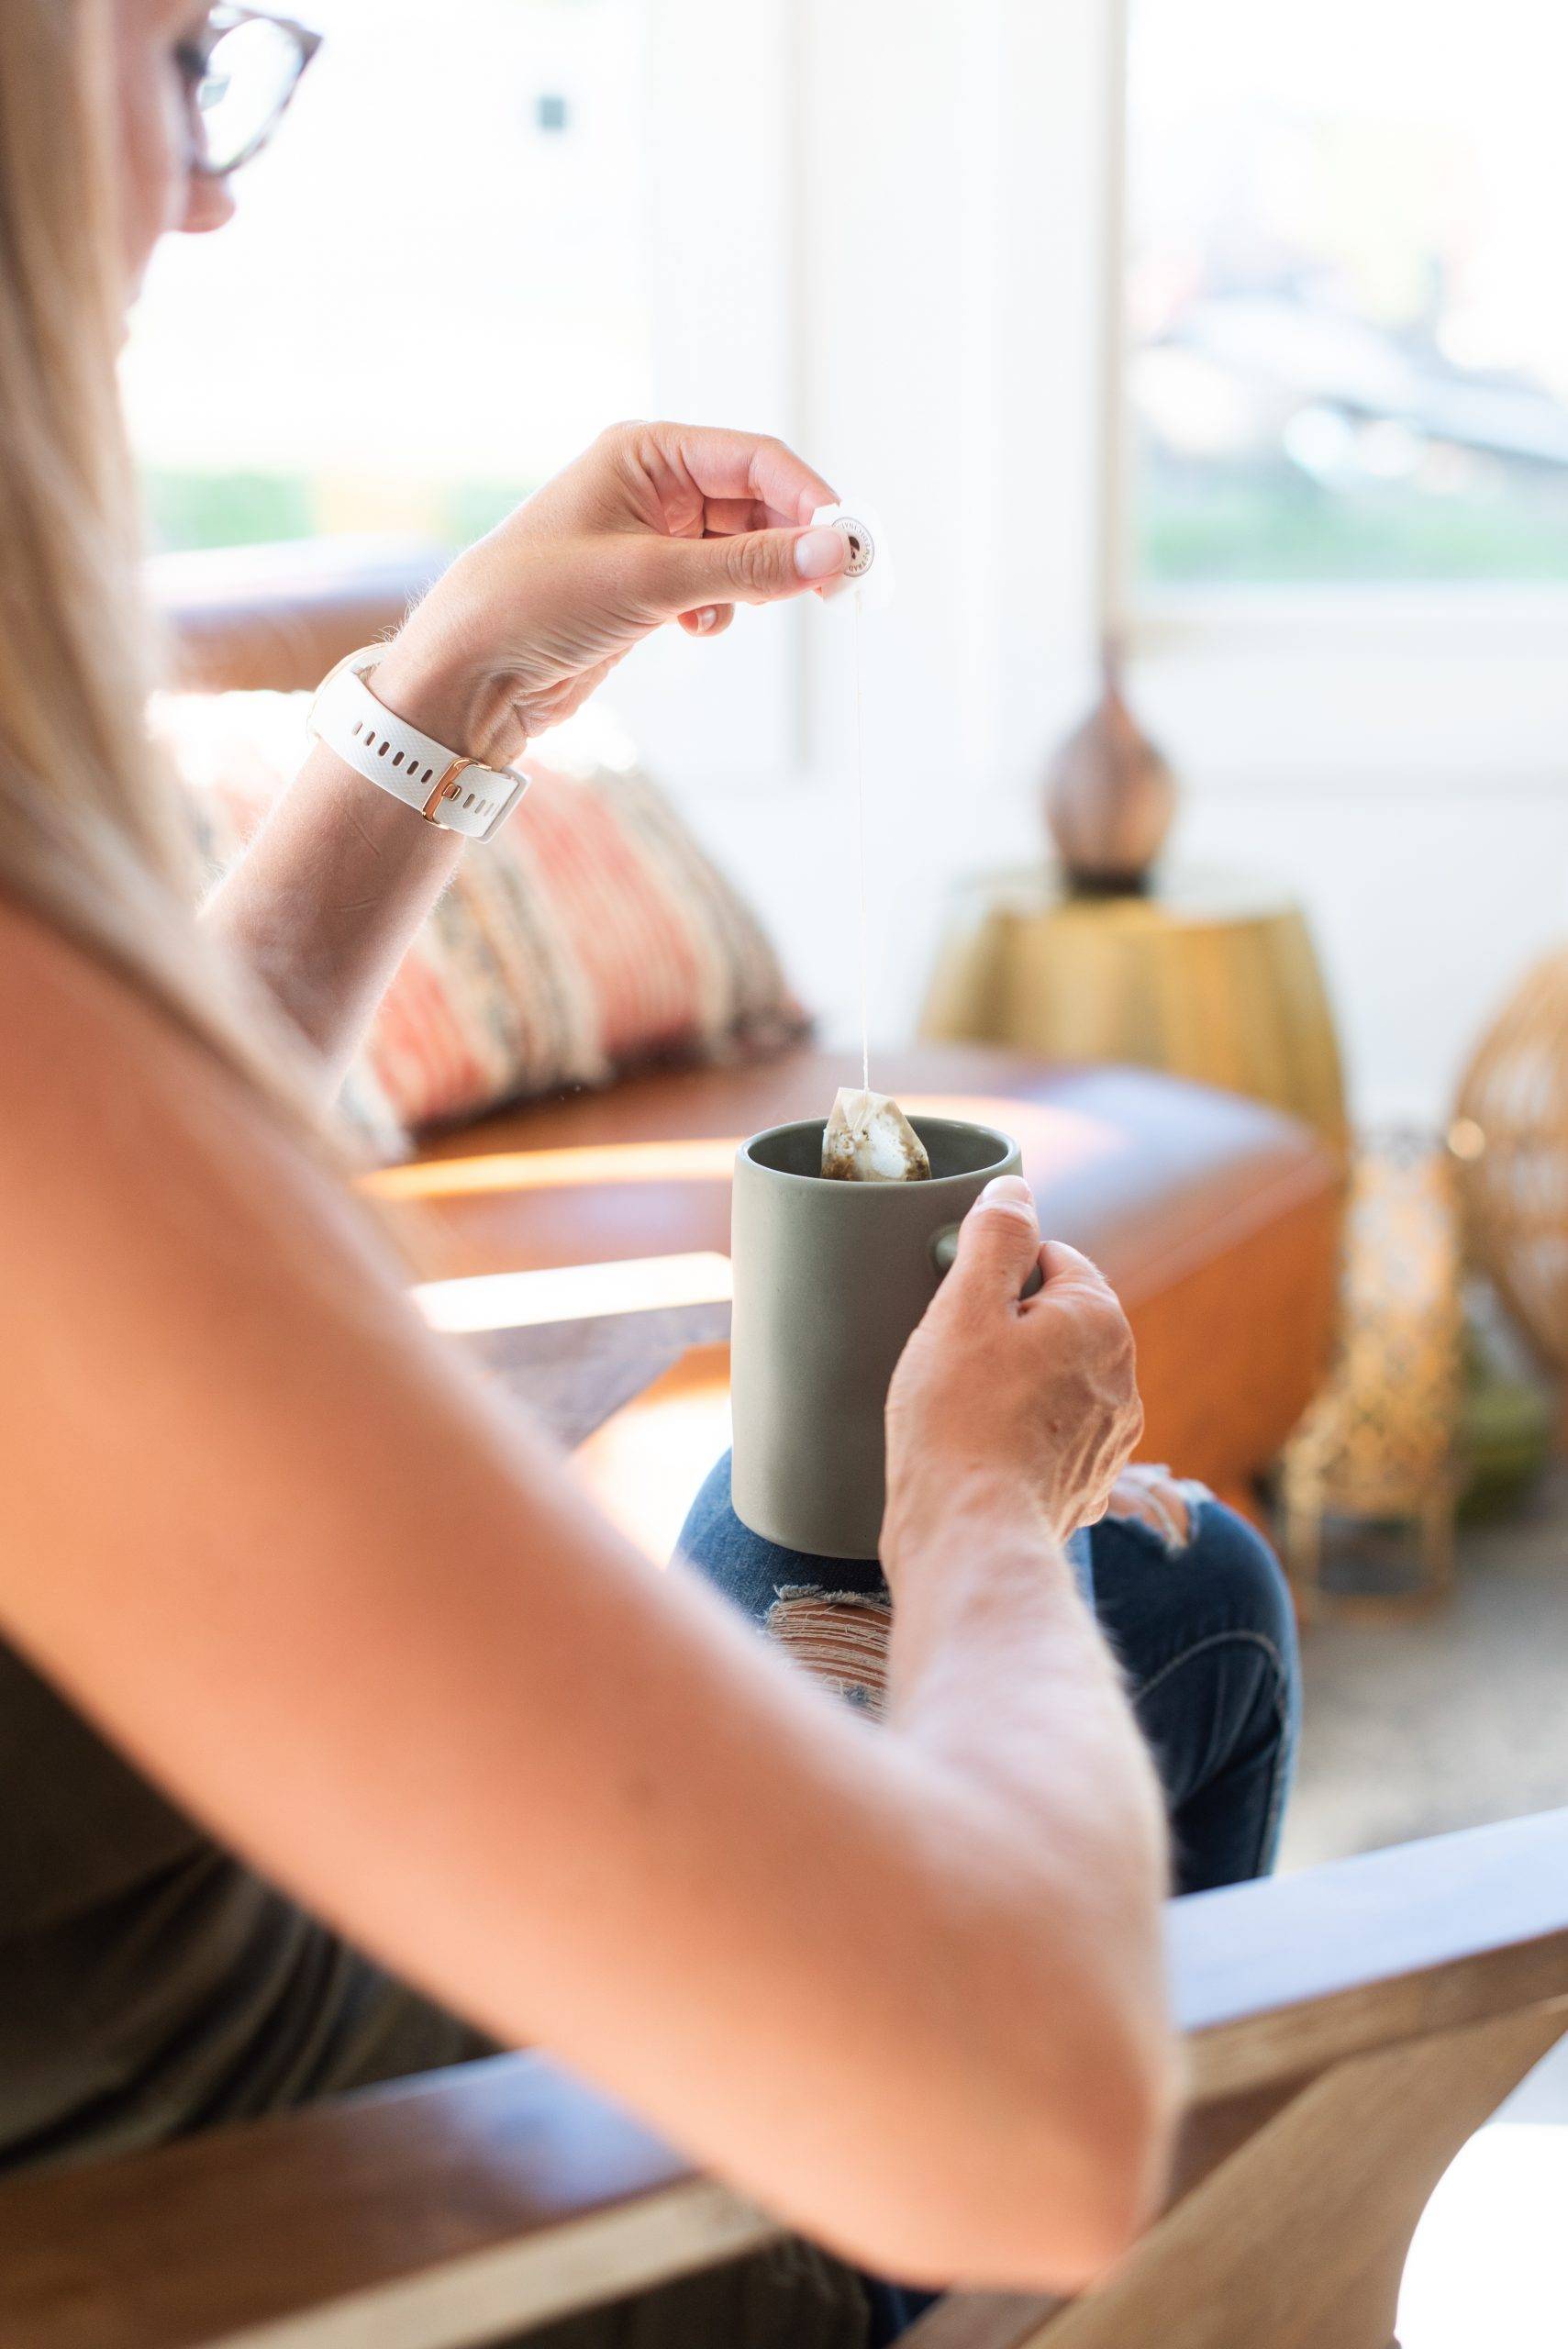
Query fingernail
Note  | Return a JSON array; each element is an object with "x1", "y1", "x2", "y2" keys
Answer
[
  {"x1": 695, "y1": 607, "x2": 718, "y2": 632},
  {"x1": 979, "y1": 1174, "x2": 1035, "y2": 1215},
  {"x1": 794, "y1": 527, "x2": 846, "y2": 581}
]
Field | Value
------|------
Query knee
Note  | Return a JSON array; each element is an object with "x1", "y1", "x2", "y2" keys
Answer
[
  {"x1": 676, "y1": 1450, "x2": 738, "y2": 1566},
  {"x1": 763, "y1": 1586, "x2": 892, "y2": 1715},
  {"x1": 673, "y1": 1451, "x2": 784, "y2": 1625},
  {"x1": 675, "y1": 1452, "x2": 888, "y2": 1638},
  {"x1": 1184, "y1": 1499, "x2": 1300, "y2": 1698},
  {"x1": 1095, "y1": 1479, "x2": 1299, "y2": 1710}
]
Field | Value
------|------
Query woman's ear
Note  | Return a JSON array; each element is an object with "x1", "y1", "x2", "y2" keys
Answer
[{"x1": 179, "y1": 172, "x2": 236, "y2": 237}]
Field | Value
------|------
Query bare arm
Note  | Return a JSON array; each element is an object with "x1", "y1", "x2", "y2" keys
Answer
[
  {"x1": 0, "y1": 915, "x2": 1172, "y2": 2293},
  {"x1": 882, "y1": 1197, "x2": 1174, "y2": 2253},
  {"x1": 205, "y1": 424, "x2": 849, "y2": 1084},
  {"x1": 201, "y1": 713, "x2": 465, "y2": 1083}
]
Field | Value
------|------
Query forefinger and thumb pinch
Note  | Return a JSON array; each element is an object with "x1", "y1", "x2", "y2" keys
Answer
[
  {"x1": 810, "y1": 499, "x2": 895, "y2": 614},
  {"x1": 795, "y1": 529, "x2": 849, "y2": 580}
]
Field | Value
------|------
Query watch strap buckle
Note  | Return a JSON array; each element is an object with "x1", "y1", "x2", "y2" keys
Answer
[{"x1": 308, "y1": 648, "x2": 529, "y2": 845}]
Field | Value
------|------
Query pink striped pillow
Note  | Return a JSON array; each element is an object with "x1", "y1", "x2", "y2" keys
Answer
[{"x1": 159, "y1": 692, "x2": 808, "y2": 1140}]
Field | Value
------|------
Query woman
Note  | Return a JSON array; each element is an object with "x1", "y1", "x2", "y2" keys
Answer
[{"x1": 0, "y1": 6, "x2": 1298, "y2": 2341}]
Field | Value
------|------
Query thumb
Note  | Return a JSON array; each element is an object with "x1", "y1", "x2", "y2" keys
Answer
[
  {"x1": 654, "y1": 523, "x2": 847, "y2": 614},
  {"x1": 950, "y1": 1175, "x2": 1042, "y2": 1304}
]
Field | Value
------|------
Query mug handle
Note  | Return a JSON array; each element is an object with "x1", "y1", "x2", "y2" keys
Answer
[{"x1": 930, "y1": 1222, "x2": 1045, "y2": 1299}]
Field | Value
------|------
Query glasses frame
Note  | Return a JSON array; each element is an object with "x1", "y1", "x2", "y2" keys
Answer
[{"x1": 184, "y1": 6, "x2": 324, "y2": 181}]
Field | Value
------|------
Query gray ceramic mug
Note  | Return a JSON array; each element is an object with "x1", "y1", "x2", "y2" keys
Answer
[{"x1": 730, "y1": 1116, "x2": 1026, "y2": 1560}]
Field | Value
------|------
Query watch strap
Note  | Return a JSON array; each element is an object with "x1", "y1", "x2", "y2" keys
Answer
[{"x1": 308, "y1": 651, "x2": 528, "y2": 844}]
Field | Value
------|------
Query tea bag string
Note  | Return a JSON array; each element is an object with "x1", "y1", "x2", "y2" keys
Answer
[{"x1": 853, "y1": 591, "x2": 870, "y2": 1096}]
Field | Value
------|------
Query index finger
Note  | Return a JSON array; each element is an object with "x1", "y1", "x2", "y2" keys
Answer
[
  {"x1": 1032, "y1": 1241, "x2": 1115, "y2": 1297},
  {"x1": 657, "y1": 424, "x2": 839, "y2": 528}
]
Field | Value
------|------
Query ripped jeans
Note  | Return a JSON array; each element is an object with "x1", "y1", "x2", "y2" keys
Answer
[{"x1": 677, "y1": 1457, "x2": 1299, "y2": 1898}]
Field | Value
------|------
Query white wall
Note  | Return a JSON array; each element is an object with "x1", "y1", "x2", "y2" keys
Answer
[
  {"x1": 1138, "y1": 605, "x2": 1568, "y2": 1122},
  {"x1": 621, "y1": 0, "x2": 1568, "y2": 1133},
  {"x1": 619, "y1": 0, "x2": 1110, "y2": 1076},
  {"x1": 1168, "y1": 783, "x2": 1568, "y2": 1126}
]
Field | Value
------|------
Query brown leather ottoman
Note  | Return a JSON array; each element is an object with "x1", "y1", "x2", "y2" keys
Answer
[{"x1": 371, "y1": 1044, "x2": 1343, "y2": 1505}]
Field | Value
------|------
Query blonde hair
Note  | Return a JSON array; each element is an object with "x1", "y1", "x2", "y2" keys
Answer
[{"x1": 0, "y1": 0, "x2": 307, "y2": 1110}]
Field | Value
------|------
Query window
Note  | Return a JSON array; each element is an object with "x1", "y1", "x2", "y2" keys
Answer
[
  {"x1": 1128, "y1": 0, "x2": 1568, "y2": 586},
  {"x1": 122, "y1": 0, "x2": 653, "y2": 554}
]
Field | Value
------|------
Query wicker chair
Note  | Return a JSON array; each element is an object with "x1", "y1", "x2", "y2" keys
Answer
[{"x1": 1454, "y1": 943, "x2": 1568, "y2": 1377}]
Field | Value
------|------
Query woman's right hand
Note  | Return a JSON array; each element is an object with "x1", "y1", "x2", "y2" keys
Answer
[
  {"x1": 373, "y1": 422, "x2": 849, "y2": 762},
  {"x1": 883, "y1": 1175, "x2": 1144, "y2": 1573}
]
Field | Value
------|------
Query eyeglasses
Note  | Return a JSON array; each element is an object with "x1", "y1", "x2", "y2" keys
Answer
[{"x1": 175, "y1": 6, "x2": 322, "y2": 180}]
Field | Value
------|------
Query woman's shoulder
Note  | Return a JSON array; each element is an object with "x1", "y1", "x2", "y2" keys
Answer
[
  {"x1": 0, "y1": 893, "x2": 202, "y2": 1103},
  {"x1": 0, "y1": 896, "x2": 324, "y2": 1323},
  {"x1": 0, "y1": 898, "x2": 199, "y2": 1298},
  {"x1": 0, "y1": 892, "x2": 292, "y2": 1159}
]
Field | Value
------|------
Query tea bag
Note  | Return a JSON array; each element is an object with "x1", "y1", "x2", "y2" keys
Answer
[{"x1": 822, "y1": 1087, "x2": 931, "y2": 1183}]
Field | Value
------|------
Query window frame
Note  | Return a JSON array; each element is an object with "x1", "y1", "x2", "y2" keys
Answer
[{"x1": 1108, "y1": 0, "x2": 1568, "y2": 786}]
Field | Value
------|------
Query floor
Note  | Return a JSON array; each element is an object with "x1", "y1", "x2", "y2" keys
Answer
[
  {"x1": 1273, "y1": 1471, "x2": 1568, "y2": 2345},
  {"x1": 1281, "y1": 1471, "x2": 1568, "y2": 1873}
]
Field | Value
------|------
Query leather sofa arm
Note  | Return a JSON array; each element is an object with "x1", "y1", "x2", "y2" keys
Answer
[{"x1": 150, "y1": 536, "x2": 449, "y2": 696}]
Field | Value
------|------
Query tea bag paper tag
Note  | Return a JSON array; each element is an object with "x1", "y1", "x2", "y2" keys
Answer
[
  {"x1": 823, "y1": 1087, "x2": 931, "y2": 1182},
  {"x1": 811, "y1": 501, "x2": 895, "y2": 616}
]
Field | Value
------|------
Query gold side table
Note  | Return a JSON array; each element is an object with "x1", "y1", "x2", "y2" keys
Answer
[{"x1": 921, "y1": 866, "x2": 1350, "y2": 1152}]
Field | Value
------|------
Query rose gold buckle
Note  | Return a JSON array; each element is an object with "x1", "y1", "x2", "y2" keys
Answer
[{"x1": 422, "y1": 757, "x2": 476, "y2": 824}]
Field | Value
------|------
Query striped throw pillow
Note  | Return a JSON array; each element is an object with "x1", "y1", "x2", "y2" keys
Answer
[{"x1": 159, "y1": 691, "x2": 809, "y2": 1141}]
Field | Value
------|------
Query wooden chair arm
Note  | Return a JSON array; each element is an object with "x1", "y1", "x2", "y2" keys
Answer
[
  {"x1": 0, "y1": 2054, "x2": 765, "y2": 2349},
  {"x1": 1174, "y1": 1803, "x2": 1568, "y2": 2098},
  {"x1": 3, "y1": 1810, "x2": 1565, "y2": 2349}
]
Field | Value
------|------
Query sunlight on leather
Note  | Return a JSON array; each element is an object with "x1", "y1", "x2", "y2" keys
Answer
[
  {"x1": 367, "y1": 1099, "x2": 1116, "y2": 1204},
  {"x1": 368, "y1": 1138, "x2": 739, "y2": 1202},
  {"x1": 906, "y1": 1097, "x2": 1119, "y2": 1171},
  {"x1": 414, "y1": 1252, "x2": 734, "y2": 1335}
]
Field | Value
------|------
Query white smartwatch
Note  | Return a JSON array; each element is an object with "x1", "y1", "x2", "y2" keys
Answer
[{"x1": 307, "y1": 647, "x2": 529, "y2": 844}]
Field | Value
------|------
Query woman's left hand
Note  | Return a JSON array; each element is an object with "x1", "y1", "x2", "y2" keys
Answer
[{"x1": 374, "y1": 421, "x2": 849, "y2": 761}]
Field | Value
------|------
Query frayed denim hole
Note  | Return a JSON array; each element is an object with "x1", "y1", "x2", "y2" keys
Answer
[
  {"x1": 765, "y1": 1586, "x2": 894, "y2": 1718},
  {"x1": 1103, "y1": 1470, "x2": 1212, "y2": 1556}
]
